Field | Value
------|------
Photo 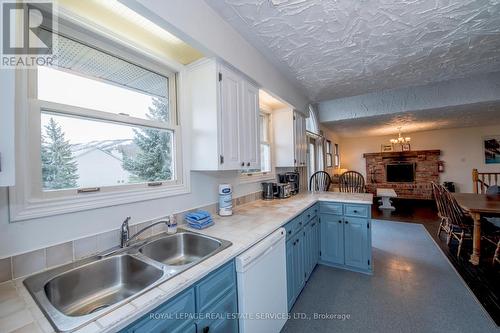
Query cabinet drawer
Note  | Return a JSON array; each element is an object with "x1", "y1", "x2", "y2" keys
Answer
[
  {"x1": 196, "y1": 261, "x2": 236, "y2": 312},
  {"x1": 303, "y1": 205, "x2": 317, "y2": 222},
  {"x1": 344, "y1": 204, "x2": 369, "y2": 218},
  {"x1": 284, "y1": 215, "x2": 303, "y2": 239},
  {"x1": 127, "y1": 288, "x2": 195, "y2": 333},
  {"x1": 320, "y1": 202, "x2": 343, "y2": 215}
]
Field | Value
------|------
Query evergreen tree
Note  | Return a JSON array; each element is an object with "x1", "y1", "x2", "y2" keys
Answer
[
  {"x1": 41, "y1": 118, "x2": 79, "y2": 189},
  {"x1": 123, "y1": 98, "x2": 172, "y2": 182}
]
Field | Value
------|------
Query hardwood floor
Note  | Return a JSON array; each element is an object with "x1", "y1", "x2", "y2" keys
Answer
[{"x1": 372, "y1": 198, "x2": 500, "y2": 326}]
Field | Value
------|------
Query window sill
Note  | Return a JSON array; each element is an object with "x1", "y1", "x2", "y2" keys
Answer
[
  {"x1": 239, "y1": 172, "x2": 276, "y2": 184},
  {"x1": 9, "y1": 182, "x2": 189, "y2": 222}
]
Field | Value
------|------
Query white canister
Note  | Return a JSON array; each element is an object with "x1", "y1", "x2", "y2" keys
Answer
[{"x1": 218, "y1": 184, "x2": 233, "y2": 216}]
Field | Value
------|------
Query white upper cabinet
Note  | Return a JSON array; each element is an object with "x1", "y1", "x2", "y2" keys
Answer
[
  {"x1": 188, "y1": 58, "x2": 260, "y2": 171},
  {"x1": 273, "y1": 108, "x2": 307, "y2": 168},
  {"x1": 240, "y1": 81, "x2": 260, "y2": 170},
  {"x1": 219, "y1": 65, "x2": 242, "y2": 170},
  {"x1": 0, "y1": 70, "x2": 15, "y2": 186}
]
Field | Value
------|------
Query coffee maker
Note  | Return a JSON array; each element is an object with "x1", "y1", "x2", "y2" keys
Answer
[{"x1": 278, "y1": 172, "x2": 300, "y2": 195}]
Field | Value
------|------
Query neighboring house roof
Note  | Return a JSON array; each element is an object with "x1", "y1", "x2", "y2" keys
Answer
[{"x1": 71, "y1": 139, "x2": 134, "y2": 161}]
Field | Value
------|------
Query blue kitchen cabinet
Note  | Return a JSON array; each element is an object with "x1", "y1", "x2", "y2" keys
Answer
[
  {"x1": 285, "y1": 204, "x2": 319, "y2": 310},
  {"x1": 311, "y1": 216, "x2": 320, "y2": 268},
  {"x1": 123, "y1": 288, "x2": 196, "y2": 333},
  {"x1": 303, "y1": 219, "x2": 312, "y2": 282},
  {"x1": 320, "y1": 214, "x2": 344, "y2": 265},
  {"x1": 122, "y1": 261, "x2": 237, "y2": 333},
  {"x1": 197, "y1": 290, "x2": 238, "y2": 333},
  {"x1": 319, "y1": 203, "x2": 372, "y2": 273},
  {"x1": 344, "y1": 217, "x2": 370, "y2": 270}
]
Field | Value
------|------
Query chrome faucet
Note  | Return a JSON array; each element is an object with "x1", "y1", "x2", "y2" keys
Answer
[
  {"x1": 120, "y1": 216, "x2": 170, "y2": 248},
  {"x1": 120, "y1": 217, "x2": 131, "y2": 248}
]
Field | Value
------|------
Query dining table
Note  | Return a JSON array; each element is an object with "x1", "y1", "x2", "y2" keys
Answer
[{"x1": 452, "y1": 193, "x2": 500, "y2": 265}]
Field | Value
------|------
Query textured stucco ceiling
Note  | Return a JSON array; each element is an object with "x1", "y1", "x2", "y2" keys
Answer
[
  {"x1": 205, "y1": 0, "x2": 500, "y2": 101},
  {"x1": 322, "y1": 101, "x2": 500, "y2": 137}
]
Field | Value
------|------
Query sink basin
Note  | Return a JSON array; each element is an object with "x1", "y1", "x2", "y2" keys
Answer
[
  {"x1": 23, "y1": 229, "x2": 231, "y2": 332},
  {"x1": 44, "y1": 255, "x2": 163, "y2": 317},
  {"x1": 139, "y1": 232, "x2": 222, "y2": 266}
]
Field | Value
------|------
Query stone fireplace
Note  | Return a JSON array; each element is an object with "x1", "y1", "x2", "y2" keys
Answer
[{"x1": 363, "y1": 150, "x2": 441, "y2": 200}]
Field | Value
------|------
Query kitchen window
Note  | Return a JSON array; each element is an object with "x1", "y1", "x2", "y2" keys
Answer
[
  {"x1": 260, "y1": 113, "x2": 272, "y2": 173},
  {"x1": 240, "y1": 111, "x2": 274, "y2": 182},
  {"x1": 10, "y1": 27, "x2": 187, "y2": 221}
]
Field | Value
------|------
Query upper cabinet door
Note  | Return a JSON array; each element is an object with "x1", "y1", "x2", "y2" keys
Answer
[
  {"x1": 240, "y1": 81, "x2": 260, "y2": 170},
  {"x1": 219, "y1": 65, "x2": 242, "y2": 170}
]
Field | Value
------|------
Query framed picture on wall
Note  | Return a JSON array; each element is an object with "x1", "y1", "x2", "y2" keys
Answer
[
  {"x1": 326, "y1": 154, "x2": 333, "y2": 167},
  {"x1": 484, "y1": 136, "x2": 500, "y2": 164},
  {"x1": 381, "y1": 144, "x2": 393, "y2": 152}
]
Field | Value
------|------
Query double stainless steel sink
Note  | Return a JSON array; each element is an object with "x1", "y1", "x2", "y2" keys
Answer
[{"x1": 24, "y1": 229, "x2": 232, "y2": 332}]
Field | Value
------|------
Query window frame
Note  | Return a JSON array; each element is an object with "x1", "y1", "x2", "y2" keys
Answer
[
  {"x1": 9, "y1": 14, "x2": 190, "y2": 222},
  {"x1": 240, "y1": 108, "x2": 275, "y2": 183}
]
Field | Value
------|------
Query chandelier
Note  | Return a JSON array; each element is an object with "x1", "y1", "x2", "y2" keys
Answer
[{"x1": 390, "y1": 127, "x2": 411, "y2": 145}]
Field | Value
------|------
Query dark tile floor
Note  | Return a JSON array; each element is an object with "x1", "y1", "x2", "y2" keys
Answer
[
  {"x1": 282, "y1": 220, "x2": 498, "y2": 332},
  {"x1": 372, "y1": 198, "x2": 500, "y2": 326}
]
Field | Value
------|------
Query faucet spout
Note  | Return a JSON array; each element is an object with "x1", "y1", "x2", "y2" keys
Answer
[
  {"x1": 121, "y1": 218, "x2": 170, "y2": 248},
  {"x1": 120, "y1": 217, "x2": 131, "y2": 248}
]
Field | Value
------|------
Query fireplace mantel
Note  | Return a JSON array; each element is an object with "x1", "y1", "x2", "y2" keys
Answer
[
  {"x1": 363, "y1": 150, "x2": 441, "y2": 158},
  {"x1": 363, "y1": 150, "x2": 441, "y2": 200}
]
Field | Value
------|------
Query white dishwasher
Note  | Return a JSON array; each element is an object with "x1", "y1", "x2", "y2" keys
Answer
[{"x1": 235, "y1": 228, "x2": 287, "y2": 333}]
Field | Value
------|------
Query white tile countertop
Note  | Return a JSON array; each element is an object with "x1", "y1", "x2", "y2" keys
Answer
[{"x1": 0, "y1": 192, "x2": 372, "y2": 333}]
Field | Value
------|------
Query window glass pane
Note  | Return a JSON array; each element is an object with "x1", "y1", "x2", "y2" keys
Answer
[
  {"x1": 38, "y1": 66, "x2": 169, "y2": 122},
  {"x1": 261, "y1": 143, "x2": 271, "y2": 172},
  {"x1": 260, "y1": 113, "x2": 269, "y2": 142},
  {"x1": 41, "y1": 112, "x2": 173, "y2": 191}
]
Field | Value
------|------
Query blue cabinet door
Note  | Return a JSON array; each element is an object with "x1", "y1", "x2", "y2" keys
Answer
[
  {"x1": 123, "y1": 288, "x2": 195, "y2": 333},
  {"x1": 311, "y1": 216, "x2": 320, "y2": 267},
  {"x1": 320, "y1": 214, "x2": 344, "y2": 265},
  {"x1": 303, "y1": 221, "x2": 312, "y2": 281},
  {"x1": 286, "y1": 237, "x2": 295, "y2": 311},
  {"x1": 344, "y1": 217, "x2": 369, "y2": 270},
  {"x1": 197, "y1": 290, "x2": 238, "y2": 333},
  {"x1": 294, "y1": 231, "x2": 305, "y2": 295}
]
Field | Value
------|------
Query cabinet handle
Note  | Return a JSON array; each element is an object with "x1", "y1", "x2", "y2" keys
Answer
[
  {"x1": 247, "y1": 162, "x2": 250, "y2": 167},
  {"x1": 307, "y1": 214, "x2": 310, "y2": 218},
  {"x1": 338, "y1": 220, "x2": 342, "y2": 224},
  {"x1": 288, "y1": 230, "x2": 292, "y2": 235},
  {"x1": 241, "y1": 162, "x2": 245, "y2": 167},
  {"x1": 203, "y1": 327, "x2": 209, "y2": 333},
  {"x1": 345, "y1": 221, "x2": 349, "y2": 224},
  {"x1": 353, "y1": 210, "x2": 358, "y2": 213}
]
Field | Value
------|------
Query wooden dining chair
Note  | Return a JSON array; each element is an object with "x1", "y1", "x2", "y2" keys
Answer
[
  {"x1": 339, "y1": 171, "x2": 365, "y2": 193},
  {"x1": 431, "y1": 182, "x2": 473, "y2": 258},
  {"x1": 309, "y1": 171, "x2": 331, "y2": 192},
  {"x1": 431, "y1": 182, "x2": 451, "y2": 238}
]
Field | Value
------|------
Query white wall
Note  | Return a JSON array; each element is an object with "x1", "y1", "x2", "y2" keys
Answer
[
  {"x1": 0, "y1": 171, "x2": 260, "y2": 257},
  {"x1": 340, "y1": 125, "x2": 500, "y2": 193}
]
